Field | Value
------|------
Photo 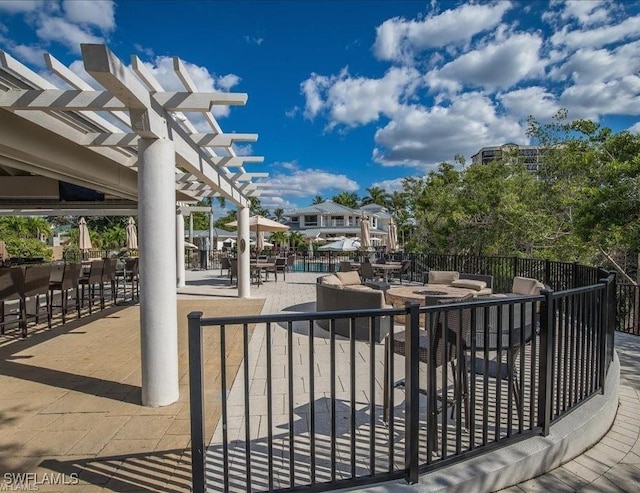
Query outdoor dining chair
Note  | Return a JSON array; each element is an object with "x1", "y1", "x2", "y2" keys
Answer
[
  {"x1": 383, "y1": 293, "x2": 474, "y2": 451},
  {"x1": 267, "y1": 257, "x2": 287, "y2": 281},
  {"x1": 49, "y1": 262, "x2": 81, "y2": 324},
  {"x1": 359, "y1": 261, "x2": 377, "y2": 282},
  {"x1": 115, "y1": 258, "x2": 139, "y2": 302},
  {"x1": 0, "y1": 266, "x2": 24, "y2": 336},
  {"x1": 79, "y1": 260, "x2": 105, "y2": 314},
  {"x1": 101, "y1": 258, "x2": 117, "y2": 308},
  {"x1": 21, "y1": 264, "x2": 53, "y2": 335},
  {"x1": 220, "y1": 256, "x2": 231, "y2": 276}
]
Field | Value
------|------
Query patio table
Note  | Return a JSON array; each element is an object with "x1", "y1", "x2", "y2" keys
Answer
[{"x1": 250, "y1": 261, "x2": 276, "y2": 286}]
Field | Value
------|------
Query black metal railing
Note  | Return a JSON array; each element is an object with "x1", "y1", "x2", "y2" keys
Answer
[{"x1": 188, "y1": 272, "x2": 616, "y2": 492}]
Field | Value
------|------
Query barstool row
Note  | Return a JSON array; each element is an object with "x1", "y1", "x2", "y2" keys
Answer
[{"x1": 0, "y1": 258, "x2": 139, "y2": 338}]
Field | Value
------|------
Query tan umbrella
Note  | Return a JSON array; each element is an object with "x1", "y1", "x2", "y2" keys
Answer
[
  {"x1": 256, "y1": 231, "x2": 265, "y2": 253},
  {"x1": 359, "y1": 214, "x2": 372, "y2": 251},
  {"x1": 126, "y1": 217, "x2": 138, "y2": 250},
  {"x1": 78, "y1": 217, "x2": 92, "y2": 252},
  {"x1": 226, "y1": 215, "x2": 289, "y2": 253},
  {"x1": 388, "y1": 219, "x2": 398, "y2": 252}
]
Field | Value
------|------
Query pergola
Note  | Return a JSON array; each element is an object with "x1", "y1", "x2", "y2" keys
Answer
[{"x1": 0, "y1": 44, "x2": 266, "y2": 406}]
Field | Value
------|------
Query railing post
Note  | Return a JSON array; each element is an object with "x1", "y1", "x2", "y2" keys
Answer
[
  {"x1": 405, "y1": 302, "x2": 420, "y2": 484},
  {"x1": 598, "y1": 277, "x2": 610, "y2": 394},
  {"x1": 544, "y1": 259, "x2": 551, "y2": 287},
  {"x1": 188, "y1": 311, "x2": 206, "y2": 493},
  {"x1": 537, "y1": 289, "x2": 554, "y2": 436},
  {"x1": 572, "y1": 261, "x2": 579, "y2": 289}
]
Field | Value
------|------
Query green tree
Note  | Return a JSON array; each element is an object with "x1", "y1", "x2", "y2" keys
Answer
[
  {"x1": 360, "y1": 186, "x2": 390, "y2": 207},
  {"x1": 331, "y1": 191, "x2": 359, "y2": 208},
  {"x1": 273, "y1": 208, "x2": 285, "y2": 222},
  {"x1": 311, "y1": 195, "x2": 324, "y2": 205}
]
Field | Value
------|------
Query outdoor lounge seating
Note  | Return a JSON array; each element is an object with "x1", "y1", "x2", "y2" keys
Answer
[
  {"x1": 316, "y1": 271, "x2": 392, "y2": 342},
  {"x1": 425, "y1": 270, "x2": 494, "y2": 296}
]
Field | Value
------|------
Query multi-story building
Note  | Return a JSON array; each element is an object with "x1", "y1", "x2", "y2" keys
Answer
[
  {"x1": 471, "y1": 144, "x2": 546, "y2": 173},
  {"x1": 284, "y1": 200, "x2": 393, "y2": 245}
]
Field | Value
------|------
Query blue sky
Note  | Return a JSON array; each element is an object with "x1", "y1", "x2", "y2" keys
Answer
[{"x1": 1, "y1": 0, "x2": 640, "y2": 212}]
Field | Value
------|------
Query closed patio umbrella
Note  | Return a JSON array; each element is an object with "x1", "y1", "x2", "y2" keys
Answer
[
  {"x1": 126, "y1": 217, "x2": 138, "y2": 250},
  {"x1": 360, "y1": 214, "x2": 372, "y2": 251},
  {"x1": 388, "y1": 219, "x2": 398, "y2": 252},
  {"x1": 256, "y1": 231, "x2": 265, "y2": 253},
  {"x1": 78, "y1": 217, "x2": 92, "y2": 255}
]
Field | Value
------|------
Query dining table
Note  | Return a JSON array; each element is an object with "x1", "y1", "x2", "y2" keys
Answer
[{"x1": 250, "y1": 261, "x2": 276, "y2": 286}]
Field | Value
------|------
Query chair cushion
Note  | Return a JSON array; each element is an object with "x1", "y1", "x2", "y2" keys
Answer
[
  {"x1": 319, "y1": 274, "x2": 343, "y2": 287},
  {"x1": 450, "y1": 278, "x2": 487, "y2": 291},
  {"x1": 344, "y1": 284, "x2": 374, "y2": 292},
  {"x1": 428, "y1": 270, "x2": 460, "y2": 285},
  {"x1": 512, "y1": 276, "x2": 545, "y2": 295},
  {"x1": 336, "y1": 270, "x2": 362, "y2": 286}
]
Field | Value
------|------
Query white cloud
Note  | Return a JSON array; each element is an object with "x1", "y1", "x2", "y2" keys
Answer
[
  {"x1": 372, "y1": 92, "x2": 524, "y2": 169},
  {"x1": 499, "y1": 86, "x2": 561, "y2": 121},
  {"x1": 9, "y1": 43, "x2": 47, "y2": 67},
  {"x1": 551, "y1": 41, "x2": 640, "y2": 84},
  {"x1": 301, "y1": 66, "x2": 421, "y2": 127},
  {"x1": 257, "y1": 167, "x2": 359, "y2": 199},
  {"x1": 258, "y1": 195, "x2": 298, "y2": 210},
  {"x1": 0, "y1": 0, "x2": 46, "y2": 14},
  {"x1": 371, "y1": 177, "x2": 408, "y2": 194},
  {"x1": 560, "y1": 0, "x2": 610, "y2": 26},
  {"x1": 36, "y1": 16, "x2": 104, "y2": 54},
  {"x1": 62, "y1": 0, "x2": 115, "y2": 31},
  {"x1": 551, "y1": 15, "x2": 640, "y2": 49},
  {"x1": 373, "y1": 1, "x2": 513, "y2": 62},
  {"x1": 629, "y1": 122, "x2": 640, "y2": 134},
  {"x1": 560, "y1": 76, "x2": 640, "y2": 118},
  {"x1": 426, "y1": 32, "x2": 544, "y2": 92}
]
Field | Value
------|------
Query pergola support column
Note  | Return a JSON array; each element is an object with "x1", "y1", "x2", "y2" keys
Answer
[
  {"x1": 138, "y1": 137, "x2": 179, "y2": 406},
  {"x1": 176, "y1": 210, "x2": 186, "y2": 288},
  {"x1": 237, "y1": 205, "x2": 251, "y2": 298}
]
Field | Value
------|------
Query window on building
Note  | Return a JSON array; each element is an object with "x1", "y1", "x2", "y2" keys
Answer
[{"x1": 304, "y1": 215, "x2": 318, "y2": 226}]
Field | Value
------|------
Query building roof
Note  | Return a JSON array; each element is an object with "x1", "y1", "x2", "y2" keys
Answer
[{"x1": 286, "y1": 200, "x2": 358, "y2": 216}]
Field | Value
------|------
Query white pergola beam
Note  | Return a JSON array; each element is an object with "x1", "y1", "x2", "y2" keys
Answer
[
  {"x1": 153, "y1": 91, "x2": 247, "y2": 110},
  {"x1": 192, "y1": 133, "x2": 258, "y2": 147}
]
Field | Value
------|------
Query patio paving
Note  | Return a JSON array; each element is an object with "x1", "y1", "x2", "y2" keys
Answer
[{"x1": 1, "y1": 268, "x2": 639, "y2": 492}]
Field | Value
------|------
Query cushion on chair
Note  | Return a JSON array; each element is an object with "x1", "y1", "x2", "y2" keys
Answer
[
  {"x1": 319, "y1": 274, "x2": 343, "y2": 287},
  {"x1": 344, "y1": 284, "x2": 374, "y2": 292},
  {"x1": 512, "y1": 276, "x2": 545, "y2": 295},
  {"x1": 450, "y1": 278, "x2": 487, "y2": 291},
  {"x1": 336, "y1": 270, "x2": 362, "y2": 286},
  {"x1": 428, "y1": 270, "x2": 460, "y2": 284}
]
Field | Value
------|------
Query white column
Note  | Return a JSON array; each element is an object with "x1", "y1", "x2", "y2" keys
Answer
[
  {"x1": 176, "y1": 210, "x2": 186, "y2": 288},
  {"x1": 209, "y1": 211, "x2": 214, "y2": 268},
  {"x1": 189, "y1": 213, "x2": 194, "y2": 244},
  {"x1": 138, "y1": 138, "x2": 179, "y2": 407},
  {"x1": 237, "y1": 205, "x2": 251, "y2": 298}
]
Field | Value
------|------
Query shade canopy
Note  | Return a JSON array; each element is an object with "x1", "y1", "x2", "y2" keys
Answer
[
  {"x1": 184, "y1": 241, "x2": 198, "y2": 250},
  {"x1": 126, "y1": 216, "x2": 138, "y2": 250},
  {"x1": 318, "y1": 238, "x2": 361, "y2": 252},
  {"x1": 225, "y1": 215, "x2": 289, "y2": 232},
  {"x1": 78, "y1": 217, "x2": 92, "y2": 251}
]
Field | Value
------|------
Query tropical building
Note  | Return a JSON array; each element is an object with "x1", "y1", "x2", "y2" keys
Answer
[
  {"x1": 284, "y1": 200, "x2": 393, "y2": 246},
  {"x1": 471, "y1": 143, "x2": 547, "y2": 172}
]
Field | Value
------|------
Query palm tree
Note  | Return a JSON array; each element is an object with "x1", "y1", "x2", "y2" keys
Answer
[
  {"x1": 288, "y1": 231, "x2": 305, "y2": 250},
  {"x1": 270, "y1": 231, "x2": 288, "y2": 248},
  {"x1": 332, "y1": 191, "x2": 359, "y2": 208},
  {"x1": 311, "y1": 195, "x2": 324, "y2": 205},
  {"x1": 361, "y1": 186, "x2": 391, "y2": 207},
  {"x1": 273, "y1": 208, "x2": 285, "y2": 222}
]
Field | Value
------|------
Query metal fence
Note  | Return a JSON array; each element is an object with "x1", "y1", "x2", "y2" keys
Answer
[{"x1": 188, "y1": 270, "x2": 616, "y2": 492}]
